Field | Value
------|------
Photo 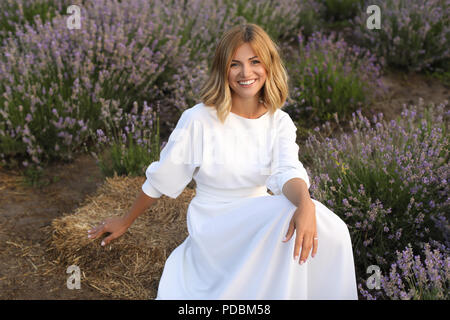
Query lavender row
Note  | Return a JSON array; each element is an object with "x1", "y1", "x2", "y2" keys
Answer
[
  {"x1": 351, "y1": 0, "x2": 449, "y2": 73},
  {"x1": 0, "y1": 0, "x2": 333, "y2": 174},
  {"x1": 304, "y1": 99, "x2": 449, "y2": 299},
  {"x1": 285, "y1": 30, "x2": 386, "y2": 130}
]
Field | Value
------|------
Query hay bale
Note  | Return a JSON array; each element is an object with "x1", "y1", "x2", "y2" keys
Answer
[{"x1": 43, "y1": 173, "x2": 195, "y2": 299}]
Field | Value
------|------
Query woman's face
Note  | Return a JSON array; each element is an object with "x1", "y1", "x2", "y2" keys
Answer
[{"x1": 228, "y1": 43, "x2": 267, "y2": 100}]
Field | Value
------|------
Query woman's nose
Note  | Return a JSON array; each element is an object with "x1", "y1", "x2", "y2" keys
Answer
[{"x1": 240, "y1": 64, "x2": 253, "y2": 78}]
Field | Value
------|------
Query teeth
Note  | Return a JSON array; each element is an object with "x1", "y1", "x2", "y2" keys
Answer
[{"x1": 238, "y1": 79, "x2": 255, "y2": 85}]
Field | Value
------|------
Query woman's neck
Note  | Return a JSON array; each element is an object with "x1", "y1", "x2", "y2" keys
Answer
[{"x1": 230, "y1": 95, "x2": 265, "y2": 118}]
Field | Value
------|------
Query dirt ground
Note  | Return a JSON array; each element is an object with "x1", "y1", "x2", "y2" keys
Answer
[
  {"x1": 0, "y1": 153, "x2": 113, "y2": 299},
  {"x1": 0, "y1": 71, "x2": 448, "y2": 299}
]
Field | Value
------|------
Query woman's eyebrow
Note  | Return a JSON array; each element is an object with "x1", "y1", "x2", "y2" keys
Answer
[{"x1": 231, "y1": 56, "x2": 258, "y2": 62}]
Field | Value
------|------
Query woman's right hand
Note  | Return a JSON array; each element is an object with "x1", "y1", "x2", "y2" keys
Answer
[{"x1": 87, "y1": 216, "x2": 131, "y2": 247}]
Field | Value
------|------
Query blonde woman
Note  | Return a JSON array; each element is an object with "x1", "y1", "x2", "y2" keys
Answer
[{"x1": 88, "y1": 24, "x2": 358, "y2": 300}]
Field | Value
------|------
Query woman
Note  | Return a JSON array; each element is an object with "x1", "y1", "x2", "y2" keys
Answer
[{"x1": 87, "y1": 24, "x2": 358, "y2": 300}]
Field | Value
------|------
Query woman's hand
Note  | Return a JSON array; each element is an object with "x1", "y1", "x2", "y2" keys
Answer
[
  {"x1": 282, "y1": 199, "x2": 317, "y2": 264},
  {"x1": 87, "y1": 216, "x2": 131, "y2": 247}
]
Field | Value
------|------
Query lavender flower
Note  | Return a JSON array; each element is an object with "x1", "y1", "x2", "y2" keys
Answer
[
  {"x1": 351, "y1": 0, "x2": 449, "y2": 73},
  {"x1": 286, "y1": 30, "x2": 386, "y2": 125},
  {"x1": 379, "y1": 243, "x2": 449, "y2": 300},
  {"x1": 305, "y1": 100, "x2": 449, "y2": 299}
]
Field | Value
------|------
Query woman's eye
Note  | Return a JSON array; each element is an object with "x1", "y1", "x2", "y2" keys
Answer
[{"x1": 230, "y1": 61, "x2": 260, "y2": 67}]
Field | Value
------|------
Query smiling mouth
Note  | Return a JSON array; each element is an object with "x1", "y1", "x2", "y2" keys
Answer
[{"x1": 238, "y1": 79, "x2": 257, "y2": 87}]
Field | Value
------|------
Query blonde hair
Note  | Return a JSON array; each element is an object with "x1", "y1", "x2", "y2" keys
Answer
[{"x1": 199, "y1": 23, "x2": 290, "y2": 124}]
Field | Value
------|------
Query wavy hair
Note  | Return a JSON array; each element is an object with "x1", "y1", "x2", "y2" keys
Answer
[{"x1": 199, "y1": 23, "x2": 290, "y2": 124}]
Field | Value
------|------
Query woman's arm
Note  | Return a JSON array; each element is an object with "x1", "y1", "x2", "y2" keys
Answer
[
  {"x1": 281, "y1": 177, "x2": 317, "y2": 265},
  {"x1": 122, "y1": 190, "x2": 158, "y2": 227},
  {"x1": 282, "y1": 177, "x2": 311, "y2": 207},
  {"x1": 88, "y1": 190, "x2": 158, "y2": 246}
]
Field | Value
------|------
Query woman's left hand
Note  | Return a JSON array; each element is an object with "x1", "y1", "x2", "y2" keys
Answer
[{"x1": 282, "y1": 199, "x2": 317, "y2": 264}]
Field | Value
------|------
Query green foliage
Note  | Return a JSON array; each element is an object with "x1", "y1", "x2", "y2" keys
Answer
[
  {"x1": 285, "y1": 32, "x2": 383, "y2": 131},
  {"x1": 321, "y1": 0, "x2": 365, "y2": 22},
  {"x1": 94, "y1": 115, "x2": 161, "y2": 178},
  {"x1": 0, "y1": 0, "x2": 69, "y2": 41},
  {"x1": 303, "y1": 101, "x2": 449, "y2": 299}
]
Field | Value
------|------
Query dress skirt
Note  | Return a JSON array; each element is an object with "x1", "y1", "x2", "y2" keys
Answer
[{"x1": 154, "y1": 184, "x2": 359, "y2": 300}]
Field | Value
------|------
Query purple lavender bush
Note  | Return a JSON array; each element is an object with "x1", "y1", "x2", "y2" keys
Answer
[
  {"x1": 91, "y1": 101, "x2": 160, "y2": 178},
  {"x1": 359, "y1": 242, "x2": 449, "y2": 300},
  {"x1": 0, "y1": 0, "x2": 72, "y2": 41},
  {"x1": 303, "y1": 99, "x2": 449, "y2": 299},
  {"x1": 285, "y1": 30, "x2": 386, "y2": 138},
  {"x1": 224, "y1": 0, "x2": 324, "y2": 42},
  {"x1": 351, "y1": 0, "x2": 450, "y2": 73},
  {"x1": 0, "y1": 0, "x2": 193, "y2": 180}
]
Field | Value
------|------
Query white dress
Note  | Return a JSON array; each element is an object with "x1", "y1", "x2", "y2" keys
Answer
[{"x1": 142, "y1": 102, "x2": 358, "y2": 300}]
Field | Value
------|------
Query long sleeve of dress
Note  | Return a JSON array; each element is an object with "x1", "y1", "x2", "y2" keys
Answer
[
  {"x1": 142, "y1": 109, "x2": 202, "y2": 199},
  {"x1": 266, "y1": 113, "x2": 311, "y2": 195}
]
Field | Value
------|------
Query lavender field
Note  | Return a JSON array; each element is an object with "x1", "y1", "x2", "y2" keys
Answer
[{"x1": 0, "y1": 0, "x2": 449, "y2": 300}]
